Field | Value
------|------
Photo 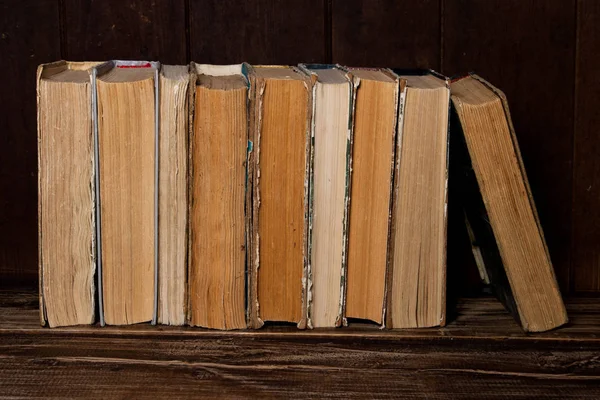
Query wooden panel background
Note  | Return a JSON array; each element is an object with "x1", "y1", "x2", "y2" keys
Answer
[{"x1": 0, "y1": 0, "x2": 596, "y2": 295}]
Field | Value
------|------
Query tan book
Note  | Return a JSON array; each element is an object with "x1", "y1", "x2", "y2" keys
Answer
[
  {"x1": 37, "y1": 61, "x2": 100, "y2": 327},
  {"x1": 345, "y1": 68, "x2": 400, "y2": 325},
  {"x1": 300, "y1": 65, "x2": 353, "y2": 328},
  {"x1": 187, "y1": 63, "x2": 248, "y2": 330},
  {"x1": 450, "y1": 75, "x2": 567, "y2": 332},
  {"x1": 388, "y1": 71, "x2": 450, "y2": 329},
  {"x1": 95, "y1": 61, "x2": 158, "y2": 325},
  {"x1": 248, "y1": 66, "x2": 312, "y2": 328},
  {"x1": 157, "y1": 65, "x2": 189, "y2": 325}
]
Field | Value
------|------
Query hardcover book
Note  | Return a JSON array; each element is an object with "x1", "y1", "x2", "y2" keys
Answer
[
  {"x1": 37, "y1": 61, "x2": 101, "y2": 327},
  {"x1": 94, "y1": 60, "x2": 159, "y2": 326},
  {"x1": 387, "y1": 70, "x2": 450, "y2": 329},
  {"x1": 299, "y1": 64, "x2": 353, "y2": 328},
  {"x1": 450, "y1": 74, "x2": 568, "y2": 332},
  {"x1": 187, "y1": 63, "x2": 249, "y2": 329},
  {"x1": 247, "y1": 65, "x2": 312, "y2": 329}
]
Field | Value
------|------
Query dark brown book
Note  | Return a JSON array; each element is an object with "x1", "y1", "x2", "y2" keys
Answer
[
  {"x1": 247, "y1": 66, "x2": 312, "y2": 329},
  {"x1": 450, "y1": 74, "x2": 568, "y2": 332}
]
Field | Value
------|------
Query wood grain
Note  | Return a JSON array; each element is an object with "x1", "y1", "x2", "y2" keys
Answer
[
  {"x1": 97, "y1": 69, "x2": 155, "y2": 325},
  {"x1": 189, "y1": 77, "x2": 247, "y2": 330},
  {"x1": 0, "y1": 0, "x2": 61, "y2": 285},
  {"x1": 332, "y1": 0, "x2": 441, "y2": 69},
  {"x1": 2, "y1": 289, "x2": 600, "y2": 398},
  {"x1": 64, "y1": 0, "x2": 186, "y2": 63},
  {"x1": 573, "y1": 0, "x2": 600, "y2": 292},
  {"x1": 190, "y1": 0, "x2": 326, "y2": 64},
  {"x1": 442, "y1": 0, "x2": 577, "y2": 293}
]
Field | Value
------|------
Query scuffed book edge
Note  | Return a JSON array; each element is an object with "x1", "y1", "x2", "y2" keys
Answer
[
  {"x1": 186, "y1": 63, "x2": 250, "y2": 329},
  {"x1": 451, "y1": 74, "x2": 568, "y2": 332},
  {"x1": 37, "y1": 61, "x2": 102, "y2": 327},
  {"x1": 248, "y1": 65, "x2": 313, "y2": 329},
  {"x1": 297, "y1": 64, "x2": 354, "y2": 329},
  {"x1": 339, "y1": 67, "x2": 400, "y2": 328},
  {"x1": 157, "y1": 64, "x2": 190, "y2": 326},
  {"x1": 387, "y1": 69, "x2": 450, "y2": 329},
  {"x1": 93, "y1": 60, "x2": 160, "y2": 326}
]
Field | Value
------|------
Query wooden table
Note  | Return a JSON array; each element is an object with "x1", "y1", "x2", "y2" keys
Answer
[{"x1": 1, "y1": 288, "x2": 599, "y2": 398}]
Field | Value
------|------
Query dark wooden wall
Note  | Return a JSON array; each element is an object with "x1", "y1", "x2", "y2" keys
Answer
[{"x1": 1, "y1": 0, "x2": 597, "y2": 294}]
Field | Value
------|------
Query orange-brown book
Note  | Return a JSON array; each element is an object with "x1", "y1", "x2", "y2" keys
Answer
[
  {"x1": 247, "y1": 66, "x2": 312, "y2": 329},
  {"x1": 450, "y1": 74, "x2": 567, "y2": 332},
  {"x1": 187, "y1": 63, "x2": 248, "y2": 330},
  {"x1": 95, "y1": 61, "x2": 158, "y2": 326},
  {"x1": 345, "y1": 68, "x2": 400, "y2": 326}
]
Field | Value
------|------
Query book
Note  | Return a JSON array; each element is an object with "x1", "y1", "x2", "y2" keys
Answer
[
  {"x1": 387, "y1": 71, "x2": 450, "y2": 328},
  {"x1": 95, "y1": 61, "x2": 159, "y2": 326},
  {"x1": 450, "y1": 74, "x2": 568, "y2": 332},
  {"x1": 157, "y1": 65, "x2": 189, "y2": 326},
  {"x1": 248, "y1": 66, "x2": 312, "y2": 329},
  {"x1": 345, "y1": 68, "x2": 400, "y2": 325},
  {"x1": 187, "y1": 63, "x2": 248, "y2": 330},
  {"x1": 300, "y1": 64, "x2": 353, "y2": 328},
  {"x1": 37, "y1": 61, "x2": 100, "y2": 327}
]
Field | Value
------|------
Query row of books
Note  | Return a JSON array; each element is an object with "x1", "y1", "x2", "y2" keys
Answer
[{"x1": 37, "y1": 60, "x2": 567, "y2": 332}]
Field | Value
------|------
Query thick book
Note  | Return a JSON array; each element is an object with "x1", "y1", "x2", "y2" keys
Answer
[
  {"x1": 247, "y1": 65, "x2": 312, "y2": 329},
  {"x1": 187, "y1": 63, "x2": 249, "y2": 330},
  {"x1": 344, "y1": 68, "x2": 400, "y2": 326},
  {"x1": 37, "y1": 61, "x2": 100, "y2": 327},
  {"x1": 387, "y1": 71, "x2": 450, "y2": 328},
  {"x1": 450, "y1": 74, "x2": 568, "y2": 332},
  {"x1": 300, "y1": 64, "x2": 353, "y2": 328},
  {"x1": 94, "y1": 60, "x2": 159, "y2": 326},
  {"x1": 157, "y1": 65, "x2": 189, "y2": 325}
]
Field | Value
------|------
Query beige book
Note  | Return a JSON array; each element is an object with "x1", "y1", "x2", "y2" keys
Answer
[
  {"x1": 37, "y1": 61, "x2": 100, "y2": 327},
  {"x1": 187, "y1": 63, "x2": 248, "y2": 330},
  {"x1": 388, "y1": 72, "x2": 449, "y2": 329},
  {"x1": 96, "y1": 62, "x2": 157, "y2": 325},
  {"x1": 157, "y1": 65, "x2": 189, "y2": 325},
  {"x1": 248, "y1": 66, "x2": 312, "y2": 328},
  {"x1": 301, "y1": 65, "x2": 352, "y2": 328},
  {"x1": 345, "y1": 68, "x2": 399, "y2": 325},
  {"x1": 450, "y1": 74, "x2": 567, "y2": 332}
]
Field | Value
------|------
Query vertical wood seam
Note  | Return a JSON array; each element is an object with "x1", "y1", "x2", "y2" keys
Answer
[
  {"x1": 325, "y1": 0, "x2": 333, "y2": 63},
  {"x1": 58, "y1": 0, "x2": 67, "y2": 59},
  {"x1": 439, "y1": 0, "x2": 444, "y2": 72},
  {"x1": 184, "y1": 0, "x2": 191, "y2": 63},
  {"x1": 571, "y1": 0, "x2": 581, "y2": 294}
]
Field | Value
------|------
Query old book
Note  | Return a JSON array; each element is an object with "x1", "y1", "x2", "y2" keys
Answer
[
  {"x1": 248, "y1": 66, "x2": 312, "y2": 328},
  {"x1": 157, "y1": 65, "x2": 189, "y2": 326},
  {"x1": 387, "y1": 71, "x2": 449, "y2": 329},
  {"x1": 345, "y1": 68, "x2": 399, "y2": 325},
  {"x1": 450, "y1": 74, "x2": 567, "y2": 332},
  {"x1": 37, "y1": 61, "x2": 100, "y2": 327},
  {"x1": 300, "y1": 65, "x2": 352, "y2": 328},
  {"x1": 188, "y1": 63, "x2": 248, "y2": 330},
  {"x1": 95, "y1": 61, "x2": 159, "y2": 325}
]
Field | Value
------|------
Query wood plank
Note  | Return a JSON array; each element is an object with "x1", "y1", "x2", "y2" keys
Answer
[
  {"x1": 573, "y1": 1, "x2": 600, "y2": 292},
  {"x1": 331, "y1": 0, "x2": 441, "y2": 68},
  {"x1": 2, "y1": 289, "x2": 600, "y2": 398},
  {"x1": 190, "y1": 0, "x2": 326, "y2": 64},
  {"x1": 0, "y1": 0, "x2": 61, "y2": 285},
  {"x1": 64, "y1": 0, "x2": 186, "y2": 63},
  {"x1": 442, "y1": 0, "x2": 577, "y2": 293}
]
